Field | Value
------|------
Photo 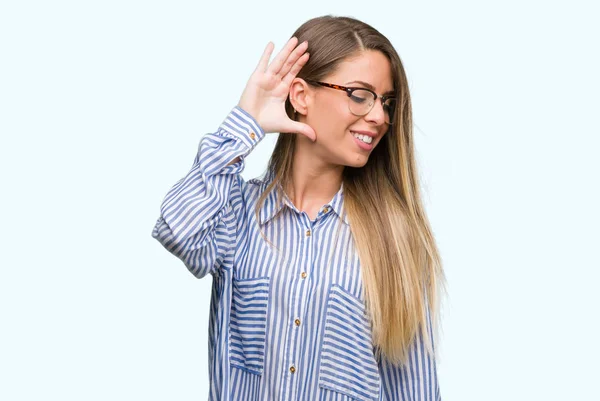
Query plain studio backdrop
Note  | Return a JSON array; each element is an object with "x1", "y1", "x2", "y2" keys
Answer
[{"x1": 1, "y1": 1, "x2": 598, "y2": 400}]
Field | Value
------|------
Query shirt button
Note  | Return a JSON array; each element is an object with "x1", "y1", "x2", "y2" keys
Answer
[
  {"x1": 250, "y1": 132, "x2": 256, "y2": 139},
  {"x1": 323, "y1": 207, "x2": 329, "y2": 213},
  {"x1": 301, "y1": 272, "x2": 307, "y2": 279},
  {"x1": 294, "y1": 318, "x2": 301, "y2": 326},
  {"x1": 305, "y1": 229, "x2": 311, "y2": 237},
  {"x1": 289, "y1": 365, "x2": 296, "y2": 374}
]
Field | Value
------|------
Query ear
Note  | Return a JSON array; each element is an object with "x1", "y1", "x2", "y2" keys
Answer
[{"x1": 289, "y1": 78, "x2": 312, "y2": 115}]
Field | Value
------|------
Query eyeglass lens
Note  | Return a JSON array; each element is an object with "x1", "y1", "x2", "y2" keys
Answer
[{"x1": 349, "y1": 89, "x2": 396, "y2": 124}]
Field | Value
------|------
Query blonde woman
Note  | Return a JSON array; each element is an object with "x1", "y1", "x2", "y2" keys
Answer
[{"x1": 152, "y1": 14, "x2": 446, "y2": 401}]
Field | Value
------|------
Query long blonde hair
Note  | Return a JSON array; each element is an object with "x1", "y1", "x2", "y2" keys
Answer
[{"x1": 255, "y1": 15, "x2": 447, "y2": 366}]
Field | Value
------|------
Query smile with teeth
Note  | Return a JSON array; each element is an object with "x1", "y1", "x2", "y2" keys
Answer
[{"x1": 352, "y1": 132, "x2": 373, "y2": 144}]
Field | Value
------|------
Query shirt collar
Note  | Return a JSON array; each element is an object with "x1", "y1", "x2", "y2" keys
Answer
[{"x1": 258, "y1": 169, "x2": 349, "y2": 226}]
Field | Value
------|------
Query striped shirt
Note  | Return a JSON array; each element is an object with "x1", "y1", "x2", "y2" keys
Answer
[{"x1": 151, "y1": 106, "x2": 441, "y2": 401}]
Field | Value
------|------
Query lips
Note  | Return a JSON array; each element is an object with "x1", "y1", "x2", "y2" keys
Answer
[
  {"x1": 351, "y1": 131, "x2": 374, "y2": 150},
  {"x1": 350, "y1": 130, "x2": 377, "y2": 138}
]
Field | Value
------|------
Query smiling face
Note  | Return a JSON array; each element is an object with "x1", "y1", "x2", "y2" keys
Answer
[{"x1": 298, "y1": 50, "x2": 394, "y2": 168}]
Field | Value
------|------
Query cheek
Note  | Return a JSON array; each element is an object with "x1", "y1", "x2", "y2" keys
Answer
[
  {"x1": 311, "y1": 97, "x2": 358, "y2": 142},
  {"x1": 317, "y1": 96, "x2": 353, "y2": 122},
  {"x1": 332, "y1": 99, "x2": 355, "y2": 124}
]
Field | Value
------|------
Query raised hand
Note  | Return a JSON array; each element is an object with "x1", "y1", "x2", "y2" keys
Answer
[{"x1": 237, "y1": 37, "x2": 316, "y2": 141}]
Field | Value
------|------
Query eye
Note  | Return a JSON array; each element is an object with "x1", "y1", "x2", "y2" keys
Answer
[{"x1": 349, "y1": 89, "x2": 373, "y2": 105}]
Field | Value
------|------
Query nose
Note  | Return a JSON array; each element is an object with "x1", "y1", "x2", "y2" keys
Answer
[{"x1": 364, "y1": 98, "x2": 386, "y2": 126}]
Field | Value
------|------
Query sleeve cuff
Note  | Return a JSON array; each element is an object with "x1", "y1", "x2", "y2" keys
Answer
[{"x1": 217, "y1": 106, "x2": 266, "y2": 149}]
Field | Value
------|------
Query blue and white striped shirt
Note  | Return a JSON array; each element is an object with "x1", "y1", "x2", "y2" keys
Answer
[{"x1": 152, "y1": 106, "x2": 441, "y2": 401}]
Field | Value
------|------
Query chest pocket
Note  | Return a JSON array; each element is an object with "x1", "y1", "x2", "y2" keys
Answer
[
  {"x1": 318, "y1": 284, "x2": 381, "y2": 401},
  {"x1": 229, "y1": 276, "x2": 270, "y2": 375}
]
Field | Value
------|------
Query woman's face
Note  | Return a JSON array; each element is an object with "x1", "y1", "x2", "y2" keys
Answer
[{"x1": 301, "y1": 50, "x2": 394, "y2": 168}]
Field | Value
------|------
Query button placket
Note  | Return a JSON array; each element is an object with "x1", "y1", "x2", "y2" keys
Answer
[{"x1": 286, "y1": 223, "x2": 312, "y2": 383}]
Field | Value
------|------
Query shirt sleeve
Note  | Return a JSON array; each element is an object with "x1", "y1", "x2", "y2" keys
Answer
[
  {"x1": 151, "y1": 106, "x2": 265, "y2": 279},
  {"x1": 378, "y1": 303, "x2": 442, "y2": 401}
]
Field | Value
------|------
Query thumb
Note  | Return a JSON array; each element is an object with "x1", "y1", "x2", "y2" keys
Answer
[{"x1": 284, "y1": 121, "x2": 316, "y2": 142}]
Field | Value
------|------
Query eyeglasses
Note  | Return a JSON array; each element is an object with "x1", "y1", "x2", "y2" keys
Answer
[{"x1": 304, "y1": 79, "x2": 396, "y2": 124}]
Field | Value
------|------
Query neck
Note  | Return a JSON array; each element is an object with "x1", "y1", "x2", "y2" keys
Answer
[{"x1": 284, "y1": 135, "x2": 343, "y2": 212}]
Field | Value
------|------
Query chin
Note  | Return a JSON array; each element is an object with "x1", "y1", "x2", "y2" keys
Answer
[{"x1": 344, "y1": 156, "x2": 370, "y2": 168}]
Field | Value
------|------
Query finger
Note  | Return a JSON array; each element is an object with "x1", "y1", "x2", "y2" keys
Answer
[
  {"x1": 277, "y1": 41, "x2": 308, "y2": 79},
  {"x1": 281, "y1": 53, "x2": 309, "y2": 88},
  {"x1": 283, "y1": 121, "x2": 317, "y2": 142},
  {"x1": 255, "y1": 41, "x2": 274, "y2": 73},
  {"x1": 267, "y1": 36, "x2": 299, "y2": 76}
]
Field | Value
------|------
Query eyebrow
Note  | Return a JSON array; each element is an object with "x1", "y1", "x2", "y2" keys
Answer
[{"x1": 345, "y1": 80, "x2": 395, "y2": 96}]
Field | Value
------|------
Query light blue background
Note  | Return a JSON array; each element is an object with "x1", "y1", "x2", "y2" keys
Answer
[{"x1": 1, "y1": 1, "x2": 598, "y2": 400}]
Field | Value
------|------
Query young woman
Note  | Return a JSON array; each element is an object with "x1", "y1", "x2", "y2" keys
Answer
[{"x1": 152, "y1": 15, "x2": 446, "y2": 401}]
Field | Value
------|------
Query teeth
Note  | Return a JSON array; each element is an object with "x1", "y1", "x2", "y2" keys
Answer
[{"x1": 352, "y1": 132, "x2": 373, "y2": 144}]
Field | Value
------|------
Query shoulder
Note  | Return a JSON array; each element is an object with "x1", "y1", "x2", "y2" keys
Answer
[
  {"x1": 245, "y1": 171, "x2": 274, "y2": 199},
  {"x1": 232, "y1": 169, "x2": 276, "y2": 208}
]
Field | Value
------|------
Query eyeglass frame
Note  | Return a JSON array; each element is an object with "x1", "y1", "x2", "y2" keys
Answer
[{"x1": 303, "y1": 79, "x2": 397, "y2": 124}]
